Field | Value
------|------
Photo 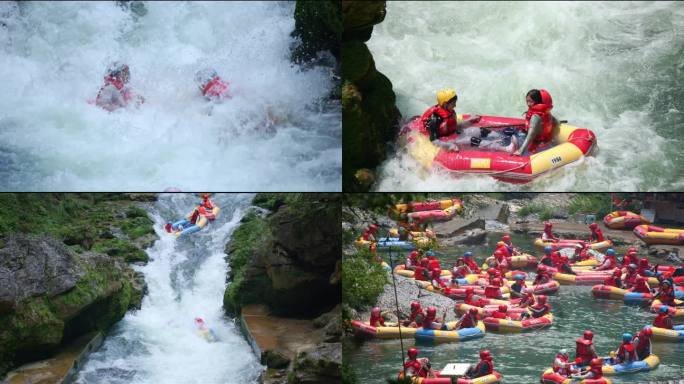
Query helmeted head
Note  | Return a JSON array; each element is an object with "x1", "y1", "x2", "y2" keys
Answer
[
  {"x1": 420, "y1": 258, "x2": 429, "y2": 267},
  {"x1": 497, "y1": 241, "x2": 505, "y2": 247},
  {"x1": 628, "y1": 263, "x2": 637, "y2": 271},
  {"x1": 195, "y1": 68, "x2": 218, "y2": 90},
  {"x1": 643, "y1": 328, "x2": 653, "y2": 337},
  {"x1": 408, "y1": 347, "x2": 418, "y2": 359},
  {"x1": 436, "y1": 88, "x2": 457, "y2": 107},
  {"x1": 590, "y1": 358, "x2": 602, "y2": 368},
  {"x1": 492, "y1": 278, "x2": 502, "y2": 287},
  {"x1": 584, "y1": 330, "x2": 594, "y2": 340},
  {"x1": 195, "y1": 317, "x2": 204, "y2": 325},
  {"x1": 426, "y1": 250, "x2": 435, "y2": 257},
  {"x1": 606, "y1": 249, "x2": 616, "y2": 257},
  {"x1": 514, "y1": 274, "x2": 524, "y2": 281},
  {"x1": 558, "y1": 349, "x2": 568, "y2": 358},
  {"x1": 369, "y1": 223, "x2": 379, "y2": 232},
  {"x1": 639, "y1": 258, "x2": 649, "y2": 267},
  {"x1": 589, "y1": 223, "x2": 598, "y2": 230},
  {"x1": 465, "y1": 287, "x2": 474, "y2": 294},
  {"x1": 660, "y1": 305, "x2": 670, "y2": 313},
  {"x1": 613, "y1": 269, "x2": 622, "y2": 277},
  {"x1": 662, "y1": 280, "x2": 672, "y2": 286},
  {"x1": 487, "y1": 268, "x2": 497, "y2": 275},
  {"x1": 498, "y1": 304, "x2": 508, "y2": 313},
  {"x1": 537, "y1": 265, "x2": 547, "y2": 273},
  {"x1": 537, "y1": 295, "x2": 547, "y2": 304},
  {"x1": 427, "y1": 307, "x2": 437, "y2": 317},
  {"x1": 544, "y1": 246, "x2": 553, "y2": 255},
  {"x1": 544, "y1": 222, "x2": 553, "y2": 229},
  {"x1": 628, "y1": 247, "x2": 637, "y2": 254},
  {"x1": 431, "y1": 268, "x2": 441, "y2": 277},
  {"x1": 494, "y1": 249, "x2": 504, "y2": 258},
  {"x1": 480, "y1": 350, "x2": 492, "y2": 360},
  {"x1": 464, "y1": 251, "x2": 473, "y2": 258},
  {"x1": 371, "y1": 307, "x2": 381, "y2": 316},
  {"x1": 622, "y1": 333, "x2": 632, "y2": 342},
  {"x1": 469, "y1": 307, "x2": 478, "y2": 316},
  {"x1": 106, "y1": 61, "x2": 130, "y2": 83},
  {"x1": 410, "y1": 301, "x2": 421, "y2": 312},
  {"x1": 502, "y1": 235, "x2": 511, "y2": 242}
]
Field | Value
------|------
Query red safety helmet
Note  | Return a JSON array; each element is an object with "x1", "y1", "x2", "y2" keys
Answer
[
  {"x1": 420, "y1": 258, "x2": 429, "y2": 267},
  {"x1": 465, "y1": 287, "x2": 475, "y2": 294},
  {"x1": 643, "y1": 328, "x2": 653, "y2": 337},
  {"x1": 371, "y1": 307, "x2": 381, "y2": 316},
  {"x1": 408, "y1": 347, "x2": 418, "y2": 359},
  {"x1": 494, "y1": 249, "x2": 504, "y2": 257},
  {"x1": 469, "y1": 307, "x2": 479, "y2": 315},
  {"x1": 498, "y1": 304, "x2": 508, "y2": 312},
  {"x1": 195, "y1": 317, "x2": 204, "y2": 325},
  {"x1": 432, "y1": 268, "x2": 442, "y2": 276},
  {"x1": 640, "y1": 258, "x2": 649, "y2": 266},
  {"x1": 492, "y1": 278, "x2": 502, "y2": 287},
  {"x1": 410, "y1": 301, "x2": 421, "y2": 311},
  {"x1": 480, "y1": 350, "x2": 492, "y2": 360},
  {"x1": 590, "y1": 358, "x2": 603, "y2": 368},
  {"x1": 628, "y1": 247, "x2": 637, "y2": 253},
  {"x1": 589, "y1": 223, "x2": 598, "y2": 230},
  {"x1": 545, "y1": 222, "x2": 553, "y2": 228},
  {"x1": 502, "y1": 235, "x2": 511, "y2": 242},
  {"x1": 613, "y1": 269, "x2": 622, "y2": 277},
  {"x1": 584, "y1": 330, "x2": 594, "y2": 340},
  {"x1": 487, "y1": 268, "x2": 497, "y2": 275},
  {"x1": 537, "y1": 295, "x2": 547, "y2": 304},
  {"x1": 537, "y1": 265, "x2": 547, "y2": 272},
  {"x1": 427, "y1": 307, "x2": 437, "y2": 317}
]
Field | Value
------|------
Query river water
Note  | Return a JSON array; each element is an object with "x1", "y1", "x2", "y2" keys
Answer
[
  {"x1": 368, "y1": 1, "x2": 684, "y2": 191},
  {"x1": 74, "y1": 193, "x2": 263, "y2": 384},
  {"x1": 0, "y1": 2, "x2": 340, "y2": 191},
  {"x1": 344, "y1": 231, "x2": 684, "y2": 383}
]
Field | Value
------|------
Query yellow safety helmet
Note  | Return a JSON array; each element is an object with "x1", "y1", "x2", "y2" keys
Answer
[{"x1": 436, "y1": 88, "x2": 457, "y2": 106}]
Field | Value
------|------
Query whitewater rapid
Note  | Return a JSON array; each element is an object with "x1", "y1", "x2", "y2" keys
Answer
[
  {"x1": 74, "y1": 193, "x2": 262, "y2": 384},
  {"x1": 368, "y1": 1, "x2": 684, "y2": 191},
  {"x1": 0, "y1": 2, "x2": 340, "y2": 191}
]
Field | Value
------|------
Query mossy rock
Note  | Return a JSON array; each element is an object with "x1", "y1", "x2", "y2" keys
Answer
[
  {"x1": 92, "y1": 238, "x2": 148, "y2": 263},
  {"x1": 341, "y1": 41, "x2": 374, "y2": 85},
  {"x1": 342, "y1": 1, "x2": 386, "y2": 35},
  {"x1": 120, "y1": 216, "x2": 155, "y2": 239},
  {"x1": 291, "y1": 0, "x2": 342, "y2": 63}
]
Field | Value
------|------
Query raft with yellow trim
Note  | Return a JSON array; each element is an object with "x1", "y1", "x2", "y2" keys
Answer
[
  {"x1": 394, "y1": 198, "x2": 463, "y2": 214},
  {"x1": 633, "y1": 225, "x2": 684, "y2": 245},
  {"x1": 534, "y1": 238, "x2": 613, "y2": 252},
  {"x1": 541, "y1": 354, "x2": 658, "y2": 378},
  {"x1": 650, "y1": 299, "x2": 684, "y2": 317},
  {"x1": 398, "y1": 370, "x2": 502, "y2": 384},
  {"x1": 482, "y1": 254, "x2": 538, "y2": 270},
  {"x1": 645, "y1": 324, "x2": 684, "y2": 342},
  {"x1": 408, "y1": 205, "x2": 460, "y2": 224},
  {"x1": 350, "y1": 320, "x2": 485, "y2": 343},
  {"x1": 541, "y1": 370, "x2": 611, "y2": 384},
  {"x1": 401, "y1": 114, "x2": 596, "y2": 183},
  {"x1": 483, "y1": 313, "x2": 554, "y2": 333},
  {"x1": 603, "y1": 211, "x2": 650, "y2": 229}
]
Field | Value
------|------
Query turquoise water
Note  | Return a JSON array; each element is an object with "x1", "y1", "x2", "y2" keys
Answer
[
  {"x1": 368, "y1": 1, "x2": 684, "y2": 191},
  {"x1": 345, "y1": 232, "x2": 684, "y2": 382}
]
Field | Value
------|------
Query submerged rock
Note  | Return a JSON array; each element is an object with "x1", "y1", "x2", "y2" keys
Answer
[{"x1": 289, "y1": 342, "x2": 341, "y2": 384}]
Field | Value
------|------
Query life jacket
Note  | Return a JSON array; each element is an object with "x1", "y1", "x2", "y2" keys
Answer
[
  {"x1": 428, "y1": 260, "x2": 441, "y2": 270},
  {"x1": 464, "y1": 258, "x2": 480, "y2": 272},
  {"x1": 414, "y1": 266, "x2": 428, "y2": 281},
  {"x1": 635, "y1": 335, "x2": 651, "y2": 356},
  {"x1": 530, "y1": 303, "x2": 550, "y2": 318},
  {"x1": 473, "y1": 358, "x2": 493, "y2": 377},
  {"x1": 596, "y1": 256, "x2": 616, "y2": 271},
  {"x1": 542, "y1": 228, "x2": 555, "y2": 239},
  {"x1": 370, "y1": 313, "x2": 385, "y2": 327},
  {"x1": 659, "y1": 286, "x2": 675, "y2": 305},
  {"x1": 524, "y1": 89, "x2": 554, "y2": 151},
  {"x1": 553, "y1": 355, "x2": 570, "y2": 376},
  {"x1": 452, "y1": 265, "x2": 468, "y2": 278},
  {"x1": 484, "y1": 285, "x2": 501, "y2": 299},
  {"x1": 589, "y1": 365, "x2": 603, "y2": 378},
  {"x1": 604, "y1": 276, "x2": 621, "y2": 288},
  {"x1": 403, "y1": 359, "x2": 424, "y2": 377},
  {"x1": 575, "y1": 338, "x2": 594, "y2": 360},
  {"x1": 590, "y1": 228, "x2": 604, "y2": 242},
  {"x1": 492, "y1": 311, "x2": 508, "y2": 319},
  {"x1": 617, "y1": 342, "x2": 636, "y2": 362},
  {"x1": 96, "y1": 75, "x2": 133, "y2": 108},
  {"x1": 653, "y1": 313, "x2": 672, "y2": 329},
  {"x1": 550, "y1": 252, "x2": 562, "y2": 267},
  {"x1": 534, "y1": 272, "x2": 550, "y2": 285},
  {"x1": 409, "y1": 309, "x2": 425, "y2": 324},
  {"x1": 632, "y1": 280, "x2": 650, "y2": 293},
  {"x1": 540, "y1": 254, "x2": 553, "y2": 266},
  {"x1": 459, "y1": 314, "x2": 476, "y2": 329},
  {"x1": 624, "y1": 272, "x2": 638, "y2": 288},
  {"x1": 202, "y1": 76, "x2": 230, "y2": 99},
  {"x1": 189, "y1": 209, "x2": 201, "y2": 224},
  {"x1": 422, "y1": 315, "x2": 436, "y2": 330},
  {"x1": 420, "y1": 105, "x2": 458, "y2": 138},
  {"x1": 496, "y1": 245, "x2": 511, "y2": 258}
]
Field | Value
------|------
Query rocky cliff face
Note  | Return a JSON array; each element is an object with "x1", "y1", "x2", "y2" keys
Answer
[
  {"x1": 0, "y1": 194, "x2": 156, "y2": 378},
  {"x1": 224, "y1": 193, "x2": 340, "y2": 318},
  {"x1": 342, "y1": 1, "x2": 401, "y2": 191}
]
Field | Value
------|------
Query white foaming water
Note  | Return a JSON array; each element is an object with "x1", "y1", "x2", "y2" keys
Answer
[
  {"x1": 369, "y1": 1, "x2": 684, "y2": 191},
  {"x1": 0, "y1": 2, "x2": 340, "y2": 191},
  {"x1": 75, "y1": 193, "x2": 262, "y2": 384}
]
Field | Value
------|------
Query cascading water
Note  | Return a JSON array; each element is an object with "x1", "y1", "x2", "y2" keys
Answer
[
  {"x1": 368, "y1": 1, "x2": 684, "y2": 191},
  {"x1": 74, "y1": 193, "x2": 263, "y2": 384},
  {"x1": 0, "y1": 2, "x2": 340, "y2": 191}
]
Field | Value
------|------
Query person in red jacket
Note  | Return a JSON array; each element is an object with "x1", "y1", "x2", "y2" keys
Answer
[
  {"x1": 430, "y1": 268, "x2": 447, "y2": 290},
  {"x1": 464, "y1": 350, "x2": 494, "y2": 379},
  {"x1": 403, "y1": 301, "x2": 426, "y2": 327},
  {"x1": 361, "y1": 223, "x2": 379, "y2": 242},
  {"x1": 631, "y1": 277, "x2": 651, "y2": 294},
  {"x1": 653, "y1": 306, "x2": 673, "y2": 329},
  {"x1": 95, "y1": 62, "x2": 144, "y2": 112},
  {"x1": 518, "y1": 291, "x2": 536, "y2": 309},
  {"x1": 557, "y1": 255, "x2": 576, "y2": 275},
  {"x1": 414, "y1": 258, "x2": 430, "y2": 281},
  {"x1": 513, "y1": 89, "x2": 559, "y2": 155},
  {"x1": 623, "y1": 264, "x2": 639, "y2": 289},
  {"x1": 403, "y1": 348, "x2": 433, "y2": 378},
  {"x1": 594, "y1": 249, "x2": 617, "y2": 271},
  {"x1": 575, "y1": 330, "x2": 598, "y2": 366},
  {"x1": 540, "y1": 246, "x2": 554, "y2": 267},
  {"x1": 604, "y1": 269, "x2": 622, "y2": 288},
  {"x1": 633, "y1": 328, "x2": 652, "y2": 360},
  {"x1": 195, "y1": 68, "x2": 231, "y2": 101},
  {"x1": 420, "y1": 88, "x2": 481, "y2": 149},
  {"x1": 534, "y1": 265, "x2": 552, "y2": 285},
  {"x1": 406, "y1": 250, "x2": 421, "y2": 269},
  {"x1": 621, "y1": 247, "x2": 638, "y2": 268},
  {"x1": 369, "y1": 307, "x2": 385, "y2": 327},
  {"x1": 587, "y1": 222, "x2": 604, "y2": 242},
  {"x1": 576, "y1": 358, "x2": 604, "y2": 380},
  {"x1": 491, "y1": 305, "x2": 510, "y2": 319},
  {"x1": 501, "y1": 234, "x2": 519, "y2": 255},
  {"x1": 421, "y1": 307, "x2": 443, "y2": 330},
  {"x1": 541, "y1": 222, "x2": 559, "y2": 242},
  {"x1": 615, "y1": 333, "x2": 637, "y2": 364},
  {"x1": 463, "y1": 251, "x2": 480, "y2": 273},
  {"x1": 495, "y1": 241, "x2": 511, "y2": 258},
  {"x1": 464, "y1": 287, "x2": 486, "y2": 307},
  {"x1": 456, "y1": 307, "x2": 479, "y2": 329},
  {"x1": 552, "y1": 349, "x2": 572, "y2": 377},
  {"x1": 522, "y1": 294, "x2": 550, "y2": 319},
  {"x1": 452, "y1": 258, "x2": 472, "y2": 278}
]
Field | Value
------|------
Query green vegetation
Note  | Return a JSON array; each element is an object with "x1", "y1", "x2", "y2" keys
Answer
[
  {"x1": 568, "y1": 194, "x2": 613, "y2": 218},
  {"x1": 0, "y1": 193, "x2": 155, "y2": 263},
  {"x1": 342, "y1": 248, "x2": 387, "y2": 310},
  {"x1": 341, "y1": 360, "x2": 358, "y2": 384},
  {"x1": 517, "y1": 203, "x2": 556, "y2": 221}
]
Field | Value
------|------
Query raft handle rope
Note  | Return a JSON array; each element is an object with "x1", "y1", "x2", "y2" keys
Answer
[{"x1": 388, "y1": 244, "x2": 407, "y2": 378}]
